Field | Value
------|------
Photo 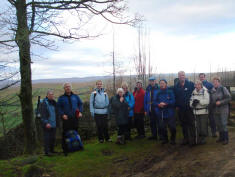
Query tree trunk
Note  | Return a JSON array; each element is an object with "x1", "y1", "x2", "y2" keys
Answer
[{"x1": 15, "y1": 0, "x2": 37, "y2": 154}]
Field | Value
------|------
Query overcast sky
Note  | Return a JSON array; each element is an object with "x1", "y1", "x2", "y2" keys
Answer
[{"x1": 2, "y1": 0, "x2": 235, "y2": 80}]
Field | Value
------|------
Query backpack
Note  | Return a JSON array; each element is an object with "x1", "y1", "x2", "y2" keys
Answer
[
  {"x1": 35, "y1": 96, "x2": 43, "y2": 119},
  {"x1": 65, "y1": 130, "x2": 84, "y2": 152},
  {"x1": 93, "y1": 90, "x2": 107, "y2": 108}
]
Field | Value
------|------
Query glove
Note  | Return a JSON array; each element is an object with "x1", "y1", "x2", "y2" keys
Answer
[
  {"x1": 192, "y1": 99, "x2": 200, "y2": 107},
  {"x1": 75, "y1": 109, "x2": 80, "y2": 119}
]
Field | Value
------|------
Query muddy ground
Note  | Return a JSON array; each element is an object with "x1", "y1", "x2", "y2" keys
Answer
[{"x1": 112, "y1": 124, "x2": 235, "y2": 177}]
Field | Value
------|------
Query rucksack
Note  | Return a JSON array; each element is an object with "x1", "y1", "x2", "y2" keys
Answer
[
  {"x1": 65, "y1": 130, "x2": 84, "y2": 152},
  {"x1": 35, "y1": 96, "x2": 43, "y2": 119},
  {"x1": 93, "y1": 90, "x2": 107, "y2": 108}
]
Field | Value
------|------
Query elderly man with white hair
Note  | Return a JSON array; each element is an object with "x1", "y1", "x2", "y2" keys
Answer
[
  {"x1": 174, "y1": 71, "x2": 195, "y2": 146},
  {"x1": 190, "y1": 80, "x2": 210, "y2": 145},
  {"x1": 57, "y1": 82, "x2": 83, "y2": 155},
  {"x1": 111, "y1": 88, "x2": 129, "y2": 144}
]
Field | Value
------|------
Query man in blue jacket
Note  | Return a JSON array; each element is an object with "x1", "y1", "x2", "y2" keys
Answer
[
  {"x1": 41, "y1": 90, "x2": 58, "y2": 156},
  {"x1": 144, "y1": 76, "x2": 159, "y2": 140},
  {"x1": 174, "y1": 71, "x2": 195, "y2": 146},
  {"x1": 90, "y1": 80, "x2": 111, "y2": 143},
  {"x1": 57, "y1": 83, "x2": 83, "y2": 155},
  {"x1": 154, "y1": 79, "x2": 176, "y2": 144},
  {"x1": 199, "y1": 73, "x2": 216, "y2": 137}
]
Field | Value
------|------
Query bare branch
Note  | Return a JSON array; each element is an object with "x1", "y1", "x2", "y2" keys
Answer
[
  {"x1": 32, "y1": 30, "x2": 100, "y2": 40},
  {"x1": 7, "y1": 0, "x2": 16, "y2": 6},
  {"x1": 0, "y1": 80, "x2": 19, "y2": 91},
  {"x1": 29, "y1": 0, "x2": 36, "y2": 33}
]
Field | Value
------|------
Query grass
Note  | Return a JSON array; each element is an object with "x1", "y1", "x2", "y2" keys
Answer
[
  {"x1": 0, "y1": 130, "x2": 160, "y2": 177},
  {"x1": 1, "y1": 118, "x2": 235, "y2": 177}
]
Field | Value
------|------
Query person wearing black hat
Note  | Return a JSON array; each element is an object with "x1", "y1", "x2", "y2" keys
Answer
[{"x1": 144, "y1": 76, "x2": 159, "y2": 140}]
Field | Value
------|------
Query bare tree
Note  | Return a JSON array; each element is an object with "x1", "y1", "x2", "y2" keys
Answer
[
  {"x1": 0, "y1": 0, "x2": 140, "y2": 154},
  {"x1": 133, "y1": 24, "x2": 151, "y2": 88}
]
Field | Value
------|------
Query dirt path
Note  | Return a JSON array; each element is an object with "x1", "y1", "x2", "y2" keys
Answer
[{"x1": 118, "y1": 127, "x2": 235, "y2": 177}]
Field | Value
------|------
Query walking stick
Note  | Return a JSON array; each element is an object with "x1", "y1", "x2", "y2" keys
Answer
[{"x1": 193, "y1": 108, "x2": 197, "y2": 145}]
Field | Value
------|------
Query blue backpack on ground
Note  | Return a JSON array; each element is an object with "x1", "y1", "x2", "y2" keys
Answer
[{"x1": 65, "y1": 130, "x2": 84, "y2": 152}]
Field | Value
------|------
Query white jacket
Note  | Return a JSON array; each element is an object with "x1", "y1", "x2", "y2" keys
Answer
[{"x1": 190, "y1": 87, "x2": 210, "y2": 115}]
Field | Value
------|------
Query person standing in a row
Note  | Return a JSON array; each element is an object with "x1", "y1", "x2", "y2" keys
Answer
[
  {"x1": 190, "y1": 80, "x2": 210, "y2": 145},
  {"x1": 174, "y1": 71, "x2": 195, "y2": 146},
  {"x1": 122, "y1": 82, "x2": 135, "y2": 140},
  {"x1": 144, "y1": 77, "x2": 159, "y2": 140},
  {"x1": 133, "y1": 80, "x2": 145, "y2": 139},
  {"x1": 155, "y1": 79, "x2": 176, "y2": 145},
  {"x1": 41, "y1": 90, "x2": 58, "y2": 156},
  {"x1": 90, "y1": 80, "x2": 111, "y2": 143},
  {"x1": 112, "y1": 88, "x2": 129, "y2": 144},
  {"x1": 57, "y1": 83, "x2": 83, "y2": 155},
  {"x1": 199, "y1": 73, "x2": 217, "y2": 137},
  {"x1": 210, "y1": 77, "x2": 231, "y2": 145}
]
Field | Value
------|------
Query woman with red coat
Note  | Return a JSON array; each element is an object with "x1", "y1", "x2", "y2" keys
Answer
[{"x1": 133, "y1": 80, "x2": 145, "y2": 138}]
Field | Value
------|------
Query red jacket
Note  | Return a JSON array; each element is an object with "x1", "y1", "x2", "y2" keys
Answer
[{"x1": 133, "y1": 88, "x2": 145, "y2": 113}]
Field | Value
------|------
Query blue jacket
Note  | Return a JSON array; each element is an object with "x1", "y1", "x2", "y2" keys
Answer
[
  {"x1": 153, "y1": 88, "x2": 175, "y2": 119},
  {"x1": 202, "y1": 80, "x2": 213, "y2": 91},
  {"x1": 144, "y1": 84, "x2": 158, "y2": 115},
  {"x1": 41, "y1": 97, "x2": 57, "y2": 128},
  {"x1": 90, "y1": 88, "x2": 109, "y2": 115},
  {"x1": 57, "y1": 92, "x2": 83, "y2": 118},
  {"x1": 124, "y1": 91, "x2": 135, "y2": 117},
  {"x1": 174, "y1": 80, "x2": 194, "y2": 110}
]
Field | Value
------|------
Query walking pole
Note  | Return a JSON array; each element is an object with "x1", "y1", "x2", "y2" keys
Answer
[{"x1": 193, "y1": 108, "x2": 197, "y2": 145}]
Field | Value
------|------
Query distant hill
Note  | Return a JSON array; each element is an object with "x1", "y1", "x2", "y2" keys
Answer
[{"x1": 32, "y1": 76, "x2": 112, "y2": 84}]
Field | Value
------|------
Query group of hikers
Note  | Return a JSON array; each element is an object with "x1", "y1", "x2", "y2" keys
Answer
[{"x1": 39, "y1": 71, "x2": 231, "y2": 156}]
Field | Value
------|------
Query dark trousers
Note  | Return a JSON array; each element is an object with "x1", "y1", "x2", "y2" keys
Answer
[
  {"x1": 134, "y1": 113, "x2": 145, "y2": 136},
  {"x1": 95, "y1": 114, "x2": 110, "y2": 141},
  {"x1": 149, "y1": 112, "x2": 160, "y2": 138},
  {"x1": 159, "y1": 117, "x2": 176, "y2": 141},
  {"x1": 208, "y1": 110, "x2": 216, "y2": 135},
  {"x1": 43, "y1": 127, "x2": 56, "y2": 154},
  {"x1": 62, "y1": 118, "x2": 78, "y2": 154},
  {"x1": 127, "y1": 116, "x2": 133, "y2": 139},
  {"x1": 118, "y1": 124, "x2": 129, "y2": 137},
  {"x1": 178, "y1": 109, "x2": 195, "y2": 144}
]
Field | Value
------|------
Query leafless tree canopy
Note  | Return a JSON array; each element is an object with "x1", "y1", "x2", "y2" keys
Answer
[{"x1": 0, "y1": 0, "x2": 141, "y2": 49}]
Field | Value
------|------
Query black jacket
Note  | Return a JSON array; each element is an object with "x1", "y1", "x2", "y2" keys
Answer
[{"x1": 111, "y1": 95, "x2": 129, "y2": 126}]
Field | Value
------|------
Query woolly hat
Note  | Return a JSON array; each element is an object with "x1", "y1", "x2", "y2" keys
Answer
[
  {"x1": 149, "y1": 76, "x2": 156, "y2": 81},
  {"x1": 159, "y1": 79, "x2": 167, "y2": 84}
]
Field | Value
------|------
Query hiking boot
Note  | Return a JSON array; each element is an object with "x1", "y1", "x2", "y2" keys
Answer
[
  {"x1": 125, "y1": 136, "x2": 132, "y2": 141},
  {"x1": 170, "y1": 140, "x2": 176, "y2": 145},
  {"x1": 222, "y1": 140, "x2": 228, "y2": 145},
  {"x1": 45, "y1": 152, "x2": 53, "y2": 157},
  {"x1": 106, "y1": 139, "x2": 112, "y2": 142},
  {"x1": 216, "y1": 132, "x2": 223, "y2": 143},
  {"x1": 212, "y1": 132, "x2": 217, "y2": 138},
  {"x1": 180, "y1": 139, "x2": 189, "y2": 145},
  {"x1": 161, "y1": 140, "x2": 169, "y2": 145},
  {"x1": 148, "y1": 136, "x2": 157, "y2": 140},
  {"x1": 222, "y1": 132, "x2": 229, "y2": 145}
]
